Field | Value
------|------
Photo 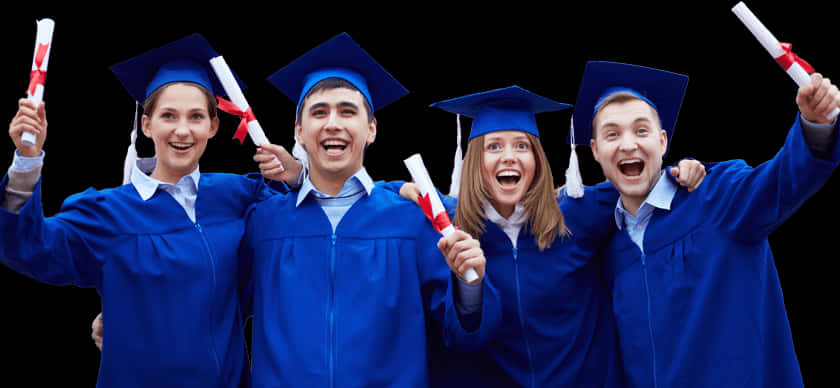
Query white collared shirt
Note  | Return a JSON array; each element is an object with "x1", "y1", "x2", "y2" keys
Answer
[
  {"x1": 482, "y1": 200, "x2": 527, "y2": 248},
  {"x1": 131, "y1": 159, "x2": 200, "y2": 223}
]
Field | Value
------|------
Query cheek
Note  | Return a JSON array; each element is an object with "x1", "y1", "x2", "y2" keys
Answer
[
  {"x1": 481, "y1": 152, "x2": 497, "y2": 182},
  {"x1": 522, "y1": 155, "x2": 537, "y2": 184}
]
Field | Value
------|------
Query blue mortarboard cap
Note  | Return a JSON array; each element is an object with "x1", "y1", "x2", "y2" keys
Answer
[
  {"x1": 110, "y1": 33, "x2": 243, "y2": 103},
  {"x1": 431, "y1": 86, "x2": 572, "y2": 140},
  {"x1": 267, "y1": 33, "x2": 408, "y2": 112},
  {"x1": 569, "y1": 61, "x2": 688, "y2": 145}
]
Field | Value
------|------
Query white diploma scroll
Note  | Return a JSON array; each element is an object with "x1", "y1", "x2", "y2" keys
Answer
[
  {"x1": 209, "y1": 56, "x2": 271, "y2": 146},
  {"x1": 22, "y1": 18, "x2": 55, "y2": 146},
  {"x1": 404, "y1": 154, "x2": 480, "y2": 284},
  {"x1": 732, "y1": 2, "x2": 840, "y2": 120}
]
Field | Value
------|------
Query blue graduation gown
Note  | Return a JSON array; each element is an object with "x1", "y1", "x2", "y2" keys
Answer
[
  {"x1": 240, "y1": 181, "x2": 502, "y2": 388},
  {"x1": 424, "y1": 183, "x2": 624, "y2": 388},
  {"x1": 603, "y1": 116, "x2": 840, "y2": 388},
  {"x1": 0, "y1": 172, "x2": 275, "y2": 388}
]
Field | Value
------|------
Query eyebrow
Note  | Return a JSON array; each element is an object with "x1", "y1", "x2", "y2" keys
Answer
[
  {"x1": 599, "y1": 117, "x2": 653, "y2": 129},
  {"x1": 308, "y1": 101, "x2": 360, "y2": 112},
  {"x1": 156, "y1": 106, "x2": 208, "y2": 114}
]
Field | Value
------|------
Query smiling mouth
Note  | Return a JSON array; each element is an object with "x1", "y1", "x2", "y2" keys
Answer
[
  {"x1": 322, "y1": 140, "x2": 348, "y2": 153},
  {"x1": 619, "y1": 159, "x2": 644, "y2": 177},
  {"x1": 496, "y1": 171, "x2": 521, "y2": 186},
  {"x1": 169, "y1": 142, "x2": 194, "y2": 151}
]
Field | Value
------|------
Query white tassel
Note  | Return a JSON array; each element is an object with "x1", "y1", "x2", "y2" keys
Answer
[
  {"x1": 292, "y1": 137, "x2": 309, "y2": 170},
  {"x1": 564, "y1": 117, "x2": 584, "y2": 198},
  {"x1": 122, "y1": 103, "x2": 140, "y2": 185},
  {"x1": 448, "y1": 114, "x2": 463, "y2": 198}
]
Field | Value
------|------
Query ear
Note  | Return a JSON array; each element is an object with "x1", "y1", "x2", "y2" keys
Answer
[
  {"x1": 366, "y1": 118, "x2": 377, "y2": 145},
  {"x1": 295, "y1": 121, "x2": 304, "y2": 147},
  {"x1": 208, "y1": 116, "x2": 220, "y2": 139},
  {"x1": 141, "y1": 115, "x2": 152, "y2": 138},
  {"x1": 659, "y1": 129, "x2": 668, "y2": 154},
  {"x1": 589, "y1": 138, "x2": 600, "y2": 163}
]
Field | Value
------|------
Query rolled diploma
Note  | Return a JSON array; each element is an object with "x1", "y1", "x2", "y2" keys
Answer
[
  {"x1": 22, "y1": 18, "x2": 55, "y2": 146},
  {"x1": 209, "y1": 56, "x2": 271, "y2": 146},
  {"x1": 404, "y1": 154, "x2": 480, "y2": 283},
  {"x1": 732, "y1": 2, "x2": 839, "y2": 120}
]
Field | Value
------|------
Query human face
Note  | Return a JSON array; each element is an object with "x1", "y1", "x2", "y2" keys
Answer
[
  {"x1": 141, "y1": 83, "x2": 218, "y2": 184},
  {"x1": 296, "y1": 87, "x2": 376, "y2": 193},
  {"x1": 590, "y1": 98, "x2": 667, "y2": 215},
  {"x1": 481, "y1": 130, "x2": 536, "y2": 218}
]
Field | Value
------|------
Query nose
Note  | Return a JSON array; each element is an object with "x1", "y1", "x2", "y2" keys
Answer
[
  {"x1": 174, "y1": 119, "x2": 191, "y2": 137},
  {"x1": 501, "y1": 145, "x2": 516, "y2": 163},
  {"x1": 618, "y1": 133, "x2": 638, "y2": 152},
  {"x1": 324, "y1": 110, "x2": 341, "y2": 131}
]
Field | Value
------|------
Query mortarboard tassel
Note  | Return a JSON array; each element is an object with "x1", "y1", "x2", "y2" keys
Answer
[
  {"x1": 122, "y1": 102, "x2": 140, "y2": 185},
  {"x1": 448, "y1": 114, "x2": 463, "y2": 198},
  {"x1": 292, "y1": 136, "x2": 309, "y2": 170},
  {"x1": 564, "y1": 117, "x2": 584, "y2": 198}
]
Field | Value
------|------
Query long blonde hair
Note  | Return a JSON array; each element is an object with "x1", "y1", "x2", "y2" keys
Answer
[{"x1": 454, "y1": 132, "x2": 568, "y2": 250}]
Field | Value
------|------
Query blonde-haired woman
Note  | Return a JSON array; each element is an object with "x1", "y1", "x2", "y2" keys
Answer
[{"x1": 400, "y1": 86, "x2": 705, "y2": 387}]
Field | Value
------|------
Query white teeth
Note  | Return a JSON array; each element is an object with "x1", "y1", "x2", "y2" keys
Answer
[
  {"x1": 323, "y1": 140, "x2": 347, "y2": 146},
  {"x1": 497, "y1": 171, "x2": 520, "y2": 177},
  {"x1": 619, "y1": 159, "x2": 642, "y2": 165}
]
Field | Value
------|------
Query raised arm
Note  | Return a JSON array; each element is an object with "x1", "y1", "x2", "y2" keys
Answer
[
  {"x1": 710, "y1": 73, "x2": 840, "y2": 241},
  {"x1": 3, "y1": 99, "x2": 47, "y2": 212},
  {"x1": 1, "y1": 99, "x2": 107, "y2": 287}
]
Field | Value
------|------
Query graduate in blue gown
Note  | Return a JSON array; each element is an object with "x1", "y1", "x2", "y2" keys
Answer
[
  {"x1": 569, "y1": 61, "x2": 840, "y2": 387},
  {"x1": 238, "y1": 33, "x2": 502, "y2": 388},
  {"x1": 0, "y1": 34, "x2": 301, "y2": 387},
  {"x1": 396, "y1": 86, "x2": 706, "y2": 387}
]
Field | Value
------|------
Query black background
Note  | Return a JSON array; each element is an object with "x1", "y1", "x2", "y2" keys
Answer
[{"x1": 1, "y1": 2, "x2": 837, "y2": 386}]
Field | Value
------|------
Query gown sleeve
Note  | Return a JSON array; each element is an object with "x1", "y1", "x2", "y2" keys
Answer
[
  {"x1": 414, "y1": 220, "x2": 502, "y2": 353},
  {"x1": 705, "y1": 115, "x2": 840, "y2": 242},
  {"x1": 0, "y1": 175, "x2": 110, "y2": 287}
]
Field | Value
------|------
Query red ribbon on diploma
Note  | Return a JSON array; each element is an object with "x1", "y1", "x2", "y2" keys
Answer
[
  {"x1": 417, "y1": 193, "x2": 453, "y2": 233},
  {"x1": 774, "y1": 42, "x2": 814, "y2": 73},
  {"x1": 216, "y1": 96, "x2": 256, "y2": 144},
  {"x1": 27, "y1": 43, "x2": 49, "y2": 96}
]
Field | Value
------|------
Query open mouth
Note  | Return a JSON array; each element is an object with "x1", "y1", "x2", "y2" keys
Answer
[
  {"x1": 496, "y1": 170, "x2": 521, "y2": 186},
  {"x1": 322, "y1": 139, "x2": 348, "y2": 154},
  {"x1": 169, "y1": 142, "x2": 194, "y2": 152},
  {"x1": 618, "y1": 158, "x2": 644, "y2": 177}
]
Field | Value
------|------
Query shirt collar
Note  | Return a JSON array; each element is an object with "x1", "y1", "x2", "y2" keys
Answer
[
  {"x1": 296, "y1": 167, "x2": 375, "y2": 207},
  {"x1": 614, "y1": 171, "x2": 677, "y2": 230},
  {"x1": 482, "y1": 199, "x2": 527, "y2": 228},
  {"x1": 130, "y1": 158, "x2": 201, "y2": 201}
]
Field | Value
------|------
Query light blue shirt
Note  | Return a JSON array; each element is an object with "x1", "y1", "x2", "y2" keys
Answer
[
  {"x1": 614, "y1": 171, "x2": 677, "y2": 254},
  {"x1": 296, "y1": 167, "x2": 482, "y2": 314},
  {"x1": 130, "y1": 159, "x2": 200, "y2": 223},
  {"x1": 296, "y1": 167, "x2": 375, "y2": 232},
  {"x1": 11, "y1": 150, "x2": 44, "y2": 172}
]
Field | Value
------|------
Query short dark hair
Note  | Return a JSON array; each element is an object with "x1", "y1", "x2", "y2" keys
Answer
[{"x1": 296, "y1": 77, "x2": 375, "y2": 123}]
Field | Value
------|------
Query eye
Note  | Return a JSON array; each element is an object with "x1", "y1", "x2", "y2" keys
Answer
[
  {"x1": 636, "y1": 127, "x2": 649, "y2": 135},
  {"x1": 160, "y1": 112, "x2": 175, "y2": 120},
  {"x1": 190, "y1": 112, "x2": 206, "y2": 121},
  {"x1": 515, "y1": 141, "x2": 530, "y2": 151},
  {"x1": 341, "y1": 107, "x2": 357, "y2": 116},
  {"x1": 486, "y1": 143, "x2": 501, "y2": 152},
  {"x1": 604, "y1": 131, "x2": 618, "y2": 140},
  {"x1": 311, "y1": 108, "x2": 328, "y2": 118}
]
